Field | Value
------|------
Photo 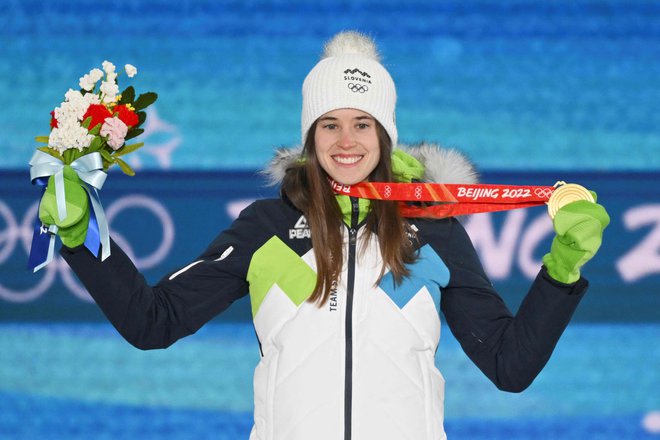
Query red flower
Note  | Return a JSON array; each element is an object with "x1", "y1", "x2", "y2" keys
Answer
[
  {"x1": 114, "y1": 104, "x2": 139, "y2": 128},
  {"x1": 50, "y1": 110, "x2": 58, "y2": 128},
  {"x1": 82, "y1": 104, "x2": 113, "y2": 131}
]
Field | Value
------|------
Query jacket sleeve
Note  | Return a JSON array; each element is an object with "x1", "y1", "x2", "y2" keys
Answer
[
  {"x1": 436, "y1": 218, "x2": 588, "y2": 392},
  {"x1": 60, "y1": 202, "x2": 263, "y2": 350}
]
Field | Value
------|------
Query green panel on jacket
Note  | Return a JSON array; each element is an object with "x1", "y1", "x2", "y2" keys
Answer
[{"x1": 247, "y1": 235, "x2": 317, "y2": 317}]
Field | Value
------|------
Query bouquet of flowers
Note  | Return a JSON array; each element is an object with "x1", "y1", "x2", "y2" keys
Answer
[
  {"x1": 35, "y1": 60, "x2": 157, "y2": 175},
  {"x1": 28, "y1": 61, "x2": 157, "y2": 271}
]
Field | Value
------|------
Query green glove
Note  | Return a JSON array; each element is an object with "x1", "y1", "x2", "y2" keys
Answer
[
  {"x1": 542, "y1": 195, "x2": 610, "y2": 284},
  {"x1": 39, "y1": 165, "x2": 90, "y2": 248}
]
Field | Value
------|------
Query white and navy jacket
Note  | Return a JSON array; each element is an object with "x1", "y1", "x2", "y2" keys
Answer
[{"x1": 61, "y1": 145, "x2": 588, "y2": 440}]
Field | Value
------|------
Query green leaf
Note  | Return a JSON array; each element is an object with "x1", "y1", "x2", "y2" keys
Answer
[
  {"x1": 137, "y1": 111, "x2": 147, "y2": 125},
  {"x1": 99, "y1": 148, "x2": 113, "y2": 162},
  {"x1": 62, "y1": 149, "x2": 76, "y2": 165},
  {"x1": 119, "y1": 86, "x2": 135, "y2": 104},
  {"x1": 89, "y1": 123, "x2": 101, "y2": 136},
  {"x1": 124, "y1": 128, "x2": 144, "y2": 141},
  {"x1": 87, "y1": 136, "x2": 103, "y2": 153},
  {"x1": 81, "y1": 116, "x2": 93, "y2": 129},
  {"x1": 114, "y1": 157, "x2": 136, "y2": 176},
  {"x1": 37, "y1": 147, "x2": 64, "y2": 161},
  {"x1": 114, "y1": 142, "x2": 144, "y2": 157},
  {"x1": 35, "y1": 136, "x2": 50, "y2": 144},
  {"x1": 100, "y1": 149, "x2": 114, "y2": 171},
  {"x1": 133, "y1": 92, "x2": 158, "y2": 110}
]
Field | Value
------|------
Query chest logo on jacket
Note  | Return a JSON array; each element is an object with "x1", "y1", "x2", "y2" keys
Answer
[{"x1": 289, "y1": 215, "x2": 311, "y2": 239}]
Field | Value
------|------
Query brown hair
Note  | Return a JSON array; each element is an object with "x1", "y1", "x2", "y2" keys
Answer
[{"x1": 281, "y1": 120, "x2": 417, "y2": 306}]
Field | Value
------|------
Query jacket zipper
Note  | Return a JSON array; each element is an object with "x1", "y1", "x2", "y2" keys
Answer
[{"x1": 344, "y1": 196, "x2": 359, "y2": 440}]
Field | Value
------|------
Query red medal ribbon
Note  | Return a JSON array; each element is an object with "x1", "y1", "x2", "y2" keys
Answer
[{"x1": 330, "y1": 180, "x2": 556, "y2": 218}]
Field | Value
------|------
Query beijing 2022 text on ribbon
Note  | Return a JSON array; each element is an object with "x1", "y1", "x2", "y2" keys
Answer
[{"x1": 330, "y1": 180, "x2": 594, "y2": 219}]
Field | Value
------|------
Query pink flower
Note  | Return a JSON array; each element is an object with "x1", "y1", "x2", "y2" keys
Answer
[{"x1": 100, "y1": 117, "x2": 128, "y2": 150}]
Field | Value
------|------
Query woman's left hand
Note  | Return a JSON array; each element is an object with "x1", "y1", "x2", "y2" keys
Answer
[{"x1": 542, "y1": 193, "x2": 610, "y2": 284}]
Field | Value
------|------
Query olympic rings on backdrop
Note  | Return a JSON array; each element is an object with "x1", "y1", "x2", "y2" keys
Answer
[{"x1": 0, "y1": 195, "x2": 175, "y2": 303}]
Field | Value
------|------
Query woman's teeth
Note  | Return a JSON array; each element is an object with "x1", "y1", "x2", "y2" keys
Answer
[{"x1": 333, "y1": 155, "x2": 363, "y2": 164}]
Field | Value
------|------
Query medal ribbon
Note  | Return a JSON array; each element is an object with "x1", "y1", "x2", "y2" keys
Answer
[{"x1": 330, "y1": 180, "x2": 556, "y2": 218}]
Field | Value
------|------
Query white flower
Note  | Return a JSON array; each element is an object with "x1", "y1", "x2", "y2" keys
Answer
[
  {"x1": 89, "y1": 68, "x2": 104, "y2": 82},
  {"x1": 100, "y1": 80, "x2": 119, "y2": 103},
  {"x1": 79, "y1": 76, "x2": 93, "y2": 91},
  {"x1": 48, "y1": 122, "x2": 94, "y2": 153},
  {"x1": 64, "y1": 89, "x2": 84, "y2": 103},
  {"x1": 54, "y1": 102, "x2": 81, "y2": 125},
  {"x1": 106, "y1": 71, "x2": 117, "y2": 84},
  {"x1": 79, "y1": 68, "x2": 104, "y2": 91},
  {"x1": 49, "y1": 88, "x2": 103, "y2": 153},
  {"x1": 102, "y1": 60, "x2": 116, "y2": 74},
  {"x1": 124, "y1": 64, "x2": 137, "y2": 78},
  {"x1": 56, "y1": 89, "x2": 97, "y2": 122},
  {"x1": 82, "y1": 91, "x2": 101, "y2": 107}
]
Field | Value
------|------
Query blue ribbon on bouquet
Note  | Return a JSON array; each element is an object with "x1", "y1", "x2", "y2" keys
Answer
[{"x1": 28, "y1": 150, "x2": 110, "y2": 272}]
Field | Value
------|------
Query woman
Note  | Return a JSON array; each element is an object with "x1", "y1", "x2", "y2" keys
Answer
[{"x1": 41, "y1": 31, "x2": 609, "y2": 440}]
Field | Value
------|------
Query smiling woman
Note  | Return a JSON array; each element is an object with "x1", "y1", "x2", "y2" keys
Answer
[
  {"x1": 314, "y1": 109, "x2": 381, "y2": 185},
  {"x1": 36, "y1": 30, "x2": 610, "y2": 440}
]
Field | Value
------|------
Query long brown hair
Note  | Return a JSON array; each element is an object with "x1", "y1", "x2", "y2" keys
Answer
[{"x1": 281, "y1": 120, "x2": 417, "y2": 306}]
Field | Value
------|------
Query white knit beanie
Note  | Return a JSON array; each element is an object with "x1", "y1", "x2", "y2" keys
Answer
[{"x1": 301, "y1": 31, "x2": 398, "y2": 147}]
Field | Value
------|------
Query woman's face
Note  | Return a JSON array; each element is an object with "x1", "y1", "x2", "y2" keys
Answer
[{"x1": 313, "y1": 108, "x2": 381, "y2": 186}]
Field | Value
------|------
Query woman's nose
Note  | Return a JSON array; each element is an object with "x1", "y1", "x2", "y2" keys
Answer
[{"x1": 338, "y1": 129, "x2": 356, "y2": 148}]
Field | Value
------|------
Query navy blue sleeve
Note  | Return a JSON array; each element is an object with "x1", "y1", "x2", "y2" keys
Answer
[
  {"x1": 60, "y1": 202, "x2": 264, "y2": 350},
  {"x1": 429, "y1": 218, "x2": 587, "y2": 392}
]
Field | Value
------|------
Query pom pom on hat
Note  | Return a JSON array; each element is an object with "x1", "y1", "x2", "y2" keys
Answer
[
  {"x1": 322, "y1": 31, "x2": 381, "y2": 62},
  {"x1": 301, "y1": 31, "x2": 398, "y2": 147}
]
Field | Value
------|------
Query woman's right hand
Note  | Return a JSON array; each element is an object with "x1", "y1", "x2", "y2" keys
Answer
[{"x1": 39, "y1": 165, "x2": 90, "y2": 248}]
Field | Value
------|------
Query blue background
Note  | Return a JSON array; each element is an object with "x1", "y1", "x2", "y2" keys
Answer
[{"x1": 1, "y1": 1, "x2": 659, "y2": 439}]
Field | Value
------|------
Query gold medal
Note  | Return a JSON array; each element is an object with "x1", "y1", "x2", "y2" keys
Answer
[{"x1": 547, "y1": 181, "x2": 595, "y2": 219}]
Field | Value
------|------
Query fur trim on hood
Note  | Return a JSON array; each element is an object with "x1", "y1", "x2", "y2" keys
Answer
[{"x1": 262, "y1": 143, "x2": 479, "y2": 186}]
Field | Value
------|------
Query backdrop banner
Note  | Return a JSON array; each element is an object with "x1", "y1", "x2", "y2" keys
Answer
[{"x1": 1, "y1": 170, "x2": 658, "y2": 322}]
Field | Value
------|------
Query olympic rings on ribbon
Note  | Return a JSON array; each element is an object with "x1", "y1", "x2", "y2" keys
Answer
[{"x1": 534, "y1": 188, "x2": 553, "y2": 198}]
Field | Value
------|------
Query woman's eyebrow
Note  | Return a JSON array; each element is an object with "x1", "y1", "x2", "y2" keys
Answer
[{"x1": 317, "y1": 115, "x2": 374, "y2": 122}]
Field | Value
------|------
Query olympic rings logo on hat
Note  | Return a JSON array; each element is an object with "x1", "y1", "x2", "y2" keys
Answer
[{"x1": 347, "y1": 83, "x2": 369, "y2": 93}]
